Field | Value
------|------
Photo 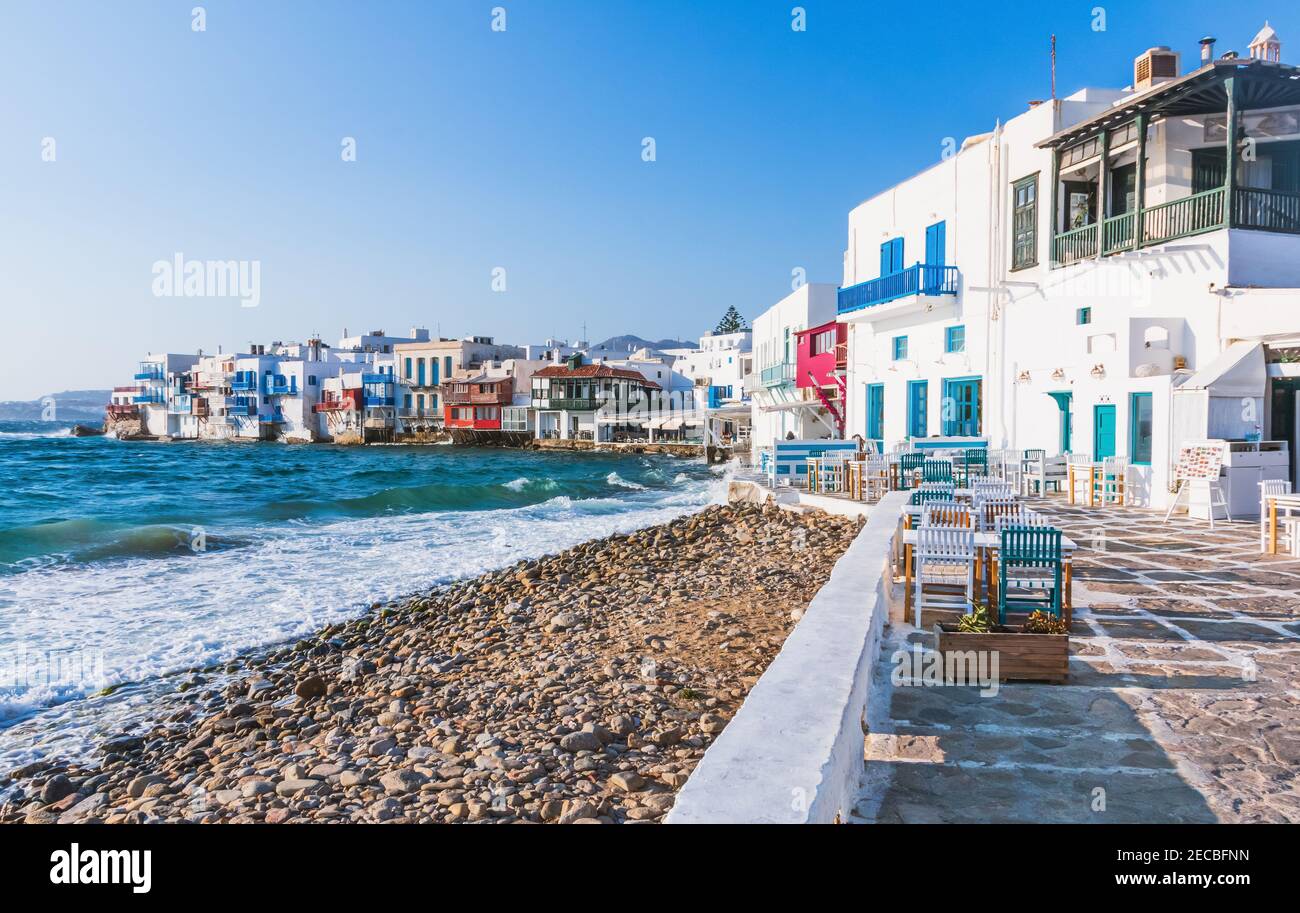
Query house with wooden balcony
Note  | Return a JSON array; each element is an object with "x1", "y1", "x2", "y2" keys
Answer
[
  {"x1": 530, "y1": 354, "x2": 661, "y2": 441},
  {"x1": 442, "y1": 374, "x2": 513, "y2": 432},
  {"x1": 795, "y1": 320, "x2": 848, "y2": 438},
  {"x1": 838, "y1": 24, "x2": 1300, "y2": 504}
]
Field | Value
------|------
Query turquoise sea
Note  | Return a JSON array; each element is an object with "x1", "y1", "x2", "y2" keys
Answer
[{"x1": 0, "y1": 420, "x2": 724, "y2": 771}]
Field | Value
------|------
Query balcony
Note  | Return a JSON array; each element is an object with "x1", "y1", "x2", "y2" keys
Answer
[
  {"x1": 364, "y1": 395, "x2": 395, "y2": 407},
  {"x1": 313, "y1": 398, "x2": 351, "y2": 413},
  {"x1": 533, "y1": 397, "x2": 599, "y2": 411},
  {"x1": 106, "y1": 403, "x2": 139, "y2": 416},
  {"x1": 1056, "y1": 186, "x2": 1300, "y2": 266},
  {"x1": 133, "y1": 366, "x2": 164, "y2": 381},
  {"x1": 133, "y1": 390, "x2": 166, "y2": 405},
  {"x1": 361, "y1": 373, "x2": 394, "y2": 386},
  {"x1": 265, "y1": 378, "x2": 298, "y2": 396},
  {"x1": 230, "y1": 375, "x2": 259, "y2": 392},
  {"x1": 226, "y1": 397, "x2": 257, "y2": 416},
  {"x1": 837, "y1": 263, "x2": 959, "y2": 315},
  {"x1": 444, "y1": 388, "x2": 512, "y2": 406},
  {"x1": 760, "y1": 362, "x2": 794, "y2": 387}
]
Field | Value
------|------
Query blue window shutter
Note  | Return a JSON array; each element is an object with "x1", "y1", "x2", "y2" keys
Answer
[{"x1": 880, "y1": 241, "x2": 890, "y2": 277}]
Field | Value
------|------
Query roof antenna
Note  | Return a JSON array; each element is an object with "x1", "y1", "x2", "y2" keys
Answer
[{"x1": 1050, "y1": 34, "x2": 1057, "y2": 99}]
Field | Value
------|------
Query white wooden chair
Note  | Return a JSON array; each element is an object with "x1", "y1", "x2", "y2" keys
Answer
[
  {"x1": 1094, "y1": 456, "x2": 1130, "y2": 506},
  {"x1": 976, "y1": 495, "x2": 1022, "y2": 531},
  {"x1": 913, "y1": 526, "x2": 976, "y2": 627},
  {"x1": 864, "y1": 457, "x2": 890, "y2": 502},
  {"x1": 921, "y1": 500, "x2": 973, "y2": 529},
  {"x1": 1260, "y1": 480, "x2": 1293, "y2": 553},
  {"x1": 1065, "y1": 452, "x2": 1094, "y2": 503}
]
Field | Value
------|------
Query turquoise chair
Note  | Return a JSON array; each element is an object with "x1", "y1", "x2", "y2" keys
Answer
[
  {"x1": 997, "y1": 525, "x2": 1063, "y2": 623},
  {"x1": 961, "y1": 448, "x2": 988, "y2": 484},
  {"x1": 899, "y1": 452, "x2": 925, "y2": 489},
  {"x1": 922, "y1": 459, "x2": 954, "y2": 484}
]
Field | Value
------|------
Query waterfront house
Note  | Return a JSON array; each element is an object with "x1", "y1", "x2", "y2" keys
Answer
[
  {"x1": 747, "y1": 283, "x2": 840, "y2": 451},
  {"x1": 838, "y1": 26, "x2": 1300, "y2": 504},
  {"x1": 133, "y1": 353, "x2": 199, "y2": 438},
  {"x1": 442, "y1": 373, "x2": 513, "y2": 432},
  {"x1": 531, "y1": 354, "x2": 662, "y2": 441}
]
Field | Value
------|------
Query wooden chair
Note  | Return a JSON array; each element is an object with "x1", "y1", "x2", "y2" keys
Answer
[
  {"x1": 1259, "y1": 480, "x2": 1293, "y2": 552},
  {"x1": 1093, "y1": 456, "x2": 1130, "y2": 505},
  {"x1": 997, "y1": 526, "x2": 1063, "y2": 623},
  {"x1": 899, "y1": 452, "x2": 925, "y2": 489},
  {"x1": 913, "y1": 526, "x2": 976, "y2": 627},
  {"x1": 977, "y1": 496, "x2": 1022, "y2": 531},
  {"x1": 922, "y1": 459, "x2": 954, "y2": 485},
  {"x1": 864, "y1": 457, "x2": 890, "y2": 502},
  {"x1": 960, "y1": 448, "x2": 988, "y2": 485},
  {"x1": 910, "y1": 487, "x2": 956, "y2": 507},
  {"x1": 921, "y1": 500, "x2": 973, "y2": 529}
]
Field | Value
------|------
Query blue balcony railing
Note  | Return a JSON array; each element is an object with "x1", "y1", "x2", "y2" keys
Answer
[
  {"x1": 226, "y1": 397, "x2": 257, "y2": 416},
  {"x1": 266, "y1": 380, "x2": 298, "y2": 396},
  {"x1": 365, "y1": 395, "x2": 395, "y2": 407},
  {"x1": 837, "y1": 263, "x2": 959, "y2": 315},
  {"x1": 133, "y1": 390, "x2": 166, "y2": 404},
  {"x1": 361, "y1": 373, "x2": 394, "y2": 386},
  {"x1": 230, "y1": 373, "x2": 258, "y2": 392},
  {"x1": 134, "y1": 366, "x2": 164, "y2": 381}
]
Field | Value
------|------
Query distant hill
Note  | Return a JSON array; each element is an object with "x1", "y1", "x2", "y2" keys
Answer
[
  {"x1": 590, "y1": 335, "x2": 695, "y2": 355},
  {"x1": 0, "y1": 389, "x2": 110, "y2": 421}
]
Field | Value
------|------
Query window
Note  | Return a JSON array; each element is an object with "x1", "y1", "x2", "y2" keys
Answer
[
  {"x1": 892, "y1": 336, "x2": 908, "y2": 361},
  {"x1": 1012, "y1": 174, "x2": 1039, "y2": 270},
  {"x1": 444, "y1": 356, "x2": 453, "y2": 377},
  {"x1": 1077, "y1": 307, "x2": 1092, "y2": 325},
  {"x1": 417, "y1": 359, "x2": 426, "y2": 386},
  {"x1": 942, "y1": 377, "x2": 982, "y2": 436},
  {"x1": 811, "y1": 328, "x2": 836, "y2": 356},
  {"x1": 1130, "y1": 393, "x2": 1153, "y2": 464},
  {"x1": 404, "y1": 357, "x2": 412, "y2": 378},
  {"x1": 880, "y1": 237, "x2": 905, "y2": 276},
  {"x1": 945, "y1": 325, "x2": 965, "y2": 354},
  {"x1": 308, "y1": 375, "x2": 317, "y2": 386}
]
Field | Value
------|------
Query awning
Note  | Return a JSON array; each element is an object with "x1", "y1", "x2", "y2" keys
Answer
[
  {"x1": 598, "y1": 416, "x2": 646, "y2": 425},
  {"x1": 760, "y1": 401, "x2": 824, "y2": 414},
  {"x1": 660, "y1": 419, "x2": 683, "y2": 431},
  {"x1": 1179, "y1": 341, "x2": 1265, "y2": 397}
]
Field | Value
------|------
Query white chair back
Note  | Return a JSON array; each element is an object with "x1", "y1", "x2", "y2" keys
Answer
[{"x1": 921, "y1": 501, "x2": 973, "y2": 529}]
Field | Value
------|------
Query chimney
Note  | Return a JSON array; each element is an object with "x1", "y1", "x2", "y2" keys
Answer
[{"x1": 1199, "y1": 36, "x2": 1216, "y2": 64}]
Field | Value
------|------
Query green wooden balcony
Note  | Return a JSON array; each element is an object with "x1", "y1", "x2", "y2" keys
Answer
[{"x1": 1053, "y1": 186, "x2": 1300, "y2": 267}]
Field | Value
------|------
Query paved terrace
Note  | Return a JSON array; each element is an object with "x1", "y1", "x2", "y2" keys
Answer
[{"x1": 855, "y1": 499, "x2": 1300, "y2": 823}]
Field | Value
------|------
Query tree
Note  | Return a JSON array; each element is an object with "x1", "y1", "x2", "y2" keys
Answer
[{"x1": 715, "y1": 305, "x2": 749, "y2": 334}]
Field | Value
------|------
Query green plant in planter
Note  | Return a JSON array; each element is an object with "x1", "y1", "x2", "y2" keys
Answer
[
  {"x1": 956, "y1": 603, "x2": 993, "y2": 633},
  {"x1": 1023, "y1": 610, "x2": 1068, "y2": 635}
]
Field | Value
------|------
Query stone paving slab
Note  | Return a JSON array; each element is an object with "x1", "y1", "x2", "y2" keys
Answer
[{"x1": 855, "y1": 499, "x2": 1300, "y2": 824}]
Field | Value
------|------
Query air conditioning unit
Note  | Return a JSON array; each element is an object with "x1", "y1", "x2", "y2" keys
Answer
[{"x1": 1134, "y1": 47, "x2": 1180, "y2": 91}]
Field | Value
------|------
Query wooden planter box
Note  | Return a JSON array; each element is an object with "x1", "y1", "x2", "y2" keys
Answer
[{"x1": 934, "y1": 624, "x2": 1069, "y2": 684}]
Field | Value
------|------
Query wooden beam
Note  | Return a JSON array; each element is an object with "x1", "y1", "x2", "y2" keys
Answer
[
  {"x1": 1048, "y1": 145, "x2": 1060, "y2": 266},
  {"x1": 1133, "y1": 112, "x2": 1147, "y2": 249},
  {"x1": 1224, "y1": 75, "x2": 1239, "y2": 229},
  {"x1": 1096, "y1": 127, "x2": 1110, "y2": 258}
]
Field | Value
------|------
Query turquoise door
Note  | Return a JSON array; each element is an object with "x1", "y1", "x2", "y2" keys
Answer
[
  {"x1": 907, "y1": 380, "x2": 928, "y2": 438},
  {"x1": 1093, "y1": 405, "x2": 1117, "y2": 460},
  {"x1": 941, "y1": 377, "x2": 982, "y2": 436},
  {"x1": 866, "y1": 384, "x2": 884, "y2": 450}
]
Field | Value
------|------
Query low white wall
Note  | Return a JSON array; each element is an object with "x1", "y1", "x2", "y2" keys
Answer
[{"x1": 666, "y1": 490, "x2": 907, "y2": 824}]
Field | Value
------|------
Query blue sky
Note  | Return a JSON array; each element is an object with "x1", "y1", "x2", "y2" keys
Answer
[{"x1": 1, "y1": 0, "x2": 1293, "y2": 399}]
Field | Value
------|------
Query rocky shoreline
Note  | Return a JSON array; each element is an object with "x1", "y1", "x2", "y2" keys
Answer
[{"x1": 1, "y1": 502, "x2": 859, "y2": 824}]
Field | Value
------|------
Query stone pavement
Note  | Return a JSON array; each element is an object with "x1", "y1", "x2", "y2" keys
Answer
[{"x1": 855, "y1": 499, "x2": 1300, "y2": 823}]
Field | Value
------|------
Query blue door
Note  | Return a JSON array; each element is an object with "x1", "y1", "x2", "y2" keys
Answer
[
  {"x1": 941, "y1": 377, "x2": 982, "y2": 436},
  {"x1": 1093, "y1": 405, "x2": 1117, "y2": 460},
  {"x1": 925, "y1": 221, "x2": 946, "y2": 267},
  {"x1": 866, "y1": 383, "x2": 884, "y2": 450},
  {"x1": 907, "y1": 380, "x2": 928, "y2": 438},
  {"x1": 880, "y1": 237, "x2": 904, "y2": 276}
]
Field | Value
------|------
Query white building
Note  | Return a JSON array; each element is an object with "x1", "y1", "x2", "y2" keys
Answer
[
  {"x1": 838, "y1": 28, "x2": 1300, "y2": 507},
  {"x1": 531, "y1": 354, "x2": 666, "y2": 441},
  {"x1": 748, "y1": 283, "x2": 840, "y2": 451}
]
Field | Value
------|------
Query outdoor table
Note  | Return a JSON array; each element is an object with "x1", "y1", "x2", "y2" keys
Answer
[
  {"x1": 1067, "y1": 461, "x2": 1102, "y2": 507},
  {"x1": 1265, "y1": 493, "x2": 1300, "y2": 554},
  {"x1": 901, "y1": 528, "x2": 1077, "y2": 627}
]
